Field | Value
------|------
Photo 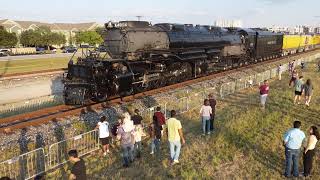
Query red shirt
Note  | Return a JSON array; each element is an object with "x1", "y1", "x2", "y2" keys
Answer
[
  {"x1": 259, "y1": 84, "x2": 269, "y2": 95},
  {"x1": 153, "y1": 111, "x2": 166, "y2": 126}
]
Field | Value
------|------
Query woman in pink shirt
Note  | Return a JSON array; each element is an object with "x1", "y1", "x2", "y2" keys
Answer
[{"x1": 200, "y1": 99, "x2": 212, "y2": 135}]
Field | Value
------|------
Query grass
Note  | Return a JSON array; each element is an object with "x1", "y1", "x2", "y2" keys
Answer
[
  {"x1": 0, "y1": 57, "x2": 70, "y2": 75},
  {"x1": 45, "y1": 63, "x2": 320, "y2": 179}
]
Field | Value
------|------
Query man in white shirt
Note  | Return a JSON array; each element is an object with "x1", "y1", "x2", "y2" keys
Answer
[
  {"x1": 95, "y1": 116, "x2": 111, "y2": 156},
  {"x1": 277, "y1": 64, "x2": 283, "y2": 80}
]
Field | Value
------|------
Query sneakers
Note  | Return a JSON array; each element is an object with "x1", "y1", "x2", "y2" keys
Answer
[
  {"x1": 103, "y1": 152, "x2": 107, "y2": 156},
  {"x1": 150, "y1": 151, "x2": 154, "y2": 155},
  {"x1": 107, "y1": 149, "x2": 110, "y2": 153}
]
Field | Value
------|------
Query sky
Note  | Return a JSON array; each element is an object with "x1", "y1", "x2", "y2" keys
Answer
[{"x1": 0, "y1": 0, "x2": 320, "y2": 27}]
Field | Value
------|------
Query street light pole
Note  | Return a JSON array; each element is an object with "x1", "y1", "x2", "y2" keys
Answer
[{"x1": 136, "y1": 16, "x2": 143, "y2": 21}]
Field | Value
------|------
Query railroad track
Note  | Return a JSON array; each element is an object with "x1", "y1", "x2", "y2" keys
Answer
[
  {"x1": 0, "y1": 68, "x2": 65, "y2": 79},
  {"x1": 1, "y1": 50, "x2": 318, "y2": 133}
]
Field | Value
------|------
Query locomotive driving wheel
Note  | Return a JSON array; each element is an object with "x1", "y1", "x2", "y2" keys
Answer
[
  {"x1": 166, "y1": 62, "x2": 182, "y2": 84},
  {"x1": 180, "y1": 62, "x2": 193, "y2": 81}
]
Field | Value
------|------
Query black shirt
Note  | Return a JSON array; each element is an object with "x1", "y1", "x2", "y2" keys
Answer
[
  {"x1": 71, "y1": 159, "x2": 87, "y2": 180},
  {"x1": 209, "y1": 98, "x2": 216, "y2": 115},
  {"x1": 132, "y1": 114, "x2": 143, "y2": 125}
]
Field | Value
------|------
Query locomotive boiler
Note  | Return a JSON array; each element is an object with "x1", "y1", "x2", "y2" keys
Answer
[{"x1": 63, "y1": 21, "x2": 282, "y2": 105}]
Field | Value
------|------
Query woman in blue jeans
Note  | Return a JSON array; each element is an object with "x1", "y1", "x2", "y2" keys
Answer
[{"x1": 200, "y1": 99, "x2": 212, "y2": 135}]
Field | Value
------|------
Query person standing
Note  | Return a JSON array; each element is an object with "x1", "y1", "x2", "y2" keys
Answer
[
  {"x1": 301, "y1": 60, "x2": 305, "y2": 70},
  {"x1": 117, "y1": 112, "x2": 135, "y2": 168},
  {"x1": 153, "y1": 107, "x2": 166, "y2": 136},
  {"x1": 150, "y1": 113, "x2": 162, "y2": 156},
  {"x1": 289, "y1": 70, "x2": 298, "y2": 87},
  {"x1": 208, "y1": 94, "x2": 217, "y2": 132},
  {"x1": 259, "y1": 80, "x2": 269, "y2": 109},
  {"x1": 288, "y1": 61, "x2": 292, "y2": 74},
  {"x1": 200, "y1": 99, "x2": 212, "y2": 135},
  {"x1": 277, "y1": 64, "x2": 283, "y2": 80},
  {"x1": 131, "y1": 109, "x2": 143, "y2": 125},
  {"x1": 95, "y1": 116, "x2": 111, "y2": 156},
  {"x1": 303, "y1": 126, "x2": 319, "y2": 177},
  {"x1": 292, "y1": 60, "x2": 296, "y2": 71},
  {"x1": 304, "y1": 79, "x2": 313, "y2": 106},
  {"x1": 133, "y1": 123, "x2": 144, "y2": 158},
  {"x1": 166, "y1": 110, "x2": 185, "y2": 165},
  {"x1": 283, "y1": 121, "x2": 306, "y2": 178},
  {"x1": 293, "y1": 76, "x2": 304, "y2": 105},
  {"x1": 68, "y1": 149, "x2": 87, "y2": 180}
]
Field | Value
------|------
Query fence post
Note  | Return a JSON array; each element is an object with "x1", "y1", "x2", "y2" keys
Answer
[{"x1": 186, "y1": 90, "x2": 190, "y2": 111}]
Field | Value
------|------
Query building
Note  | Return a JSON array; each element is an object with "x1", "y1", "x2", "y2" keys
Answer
[
  {"x1": 268, "y1": 26, "x2": 291, "y2": 33},
  {"x1": 267, "y1": 25, "x2": 320, "y2": 34},
  {"x1": 214, "y1": 20, "x2": 242, "y2": 28},
  {"x1": 314, "y1": 27, "x2": 320, "y2": 34},
  {"x1": 0, "y1": 19, "x2": 102, "y2": 45}
]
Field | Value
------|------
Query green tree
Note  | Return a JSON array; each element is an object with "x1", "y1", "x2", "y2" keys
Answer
[
  {"x1": 75, "y1": 31, "x2": 103, "y2": 46},
  {"x1": 95, "y1": 27, "x2": 105, "y2": 37},
  {"x1": 20, "y1": 26, "x2": 66, "y2": 48},
  {"x1": 20, "y1": 30, "x2": 41, "y2": 47},
  {"x1": 50, "y1": 33, "x2": 66, "y2": 46},
  {"x1": 0, "y1": 28, "x2": 18, "y2": 48}
]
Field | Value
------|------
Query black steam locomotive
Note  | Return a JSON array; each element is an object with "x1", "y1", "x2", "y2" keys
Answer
[{"x1": 63, "y1": 21, "x2": 283, "y2": 105}]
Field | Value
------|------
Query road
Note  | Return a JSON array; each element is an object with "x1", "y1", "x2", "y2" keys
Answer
[{"x1": 0, "y1": 53, "x2": 80, "y2": 61}]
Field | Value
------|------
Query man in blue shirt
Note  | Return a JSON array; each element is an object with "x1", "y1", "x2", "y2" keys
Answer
[{"x1": 283, "y1": 121, "x2": 306, "y2": 177}]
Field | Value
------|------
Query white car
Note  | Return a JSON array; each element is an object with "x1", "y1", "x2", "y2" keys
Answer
[{"x1": 0, "y1": 49, "x2": 10, "y2": 56}]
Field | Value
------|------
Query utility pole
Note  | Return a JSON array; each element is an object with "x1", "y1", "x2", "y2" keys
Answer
[{"x1": 136, "y1": 16, "x2": 143, "y2": 21}]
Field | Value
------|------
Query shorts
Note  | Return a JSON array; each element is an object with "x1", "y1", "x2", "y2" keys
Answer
[
  {"x1": 260, "y1": 94, "x2": 268, "y2": 105},
  {"x1": 294, "y1": 91, "x2": 302, "y2": 96},
  {"x1": 100, "y1": 137, "x2": 111, "y2": 145}
]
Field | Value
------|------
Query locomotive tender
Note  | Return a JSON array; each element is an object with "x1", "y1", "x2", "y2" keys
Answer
[{"x1": 63, "y1": 21, "x2": 312, "y2": 105}]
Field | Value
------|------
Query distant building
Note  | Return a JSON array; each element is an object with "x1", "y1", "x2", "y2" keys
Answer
[
  {"x1": 267, "y1": 25, "x2": 320, "y2": 35},
  {"x1": 0, "y1": 19, "x2": 102, "y2": 45},
  {"x1": 214, "y1": 20, "x2": 242, "y2": 28},
  {"x1": 314, "y1": 27, "x2": 320, "y2": 34},
  {"x1": 268, "y1": 26, "x2": 290, "y2": 33}
]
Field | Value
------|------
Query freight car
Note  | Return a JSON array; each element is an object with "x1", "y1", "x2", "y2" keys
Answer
[
  {"x1": 282, "y1": 34, "x2": 320, "y2": 55},
  {"x1": 62, "y1": 21, "x2": 312, "y2": 105}
]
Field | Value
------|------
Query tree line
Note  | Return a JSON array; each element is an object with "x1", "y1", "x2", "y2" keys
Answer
[
  {"x1": 0, "y1": 26, "x2": 18, "y2": 48},
  {"x1": 0, "y1": 25, "x2": 104, "y2": 48}
]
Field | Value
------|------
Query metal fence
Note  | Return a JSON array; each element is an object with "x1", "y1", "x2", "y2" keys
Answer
[
  {"x1": 140, "y1": 104, "x2": 167, "y2": 124},
  {"x1": 47, "y1": 129, "x2": 100, "y2": 169},
  {"x1": 0, "y1": 95, "x2": 63, "y2": 119},
  {"x1": 2, "y1": 54, "x2": 320, "y2": 179},
  {"x1": 0, "y1": 148, "x2": 46, "y2": 180}
]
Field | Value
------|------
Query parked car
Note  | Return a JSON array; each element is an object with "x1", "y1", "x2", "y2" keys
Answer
[
  {"x1": 36, "y1": 47, "x2": 46, "y2": 54},
  {"x1": 0, "y1": 49, "x2": 10, "y2": 56},
  {"x1": 95, "y1": 46, "x2": 108, "y2": 52},
  {"x1": 62, "y1": 46, "x2": 77, "y2": 53},
  {"x1": 49, "y1": 46, "x2": 57, "y2": 53}
]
